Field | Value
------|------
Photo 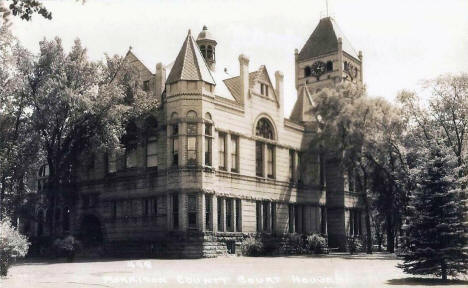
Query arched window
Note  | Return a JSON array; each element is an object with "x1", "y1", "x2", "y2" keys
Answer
[
  {"x1": 255, "y1": 118, "x2": 275, "y2": 178},
  {"x1": 207, "y1": 46, "x2": 213, "y2": 61},
  {"x1": 200, "y1": 45, "x2": 206, "y2": 58},
  {"x1": 124, "y1": 122, "x2": 138, "y2": 168},
  {"x1": 187, "y1": 110, "x2": 197, "y2": 119},
  {"x1": 171, "y1": 112, "x2": 178, "y2": 120},
  {"x1": 304, "y1": 66, "x2": 311, "y2": 77},
  {"x1": 205, "y1": 112, "x2": 212, "y2": 120},
  {"x1": 326, "y1": 61, "x2": 333, "y2": 72},
  {"x1": 256, "y1": 118, "x2": 274, "y2": 140}
]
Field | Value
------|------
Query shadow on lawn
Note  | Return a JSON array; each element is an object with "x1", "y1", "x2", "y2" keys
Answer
[{"x1": 387, "y1": 277, "x2": 468, "y2": 286}]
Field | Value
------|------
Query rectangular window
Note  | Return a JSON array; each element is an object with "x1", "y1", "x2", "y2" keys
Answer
[
  {"x1": 294, "y1": 205, "x2": 299, "y2": 233},
  {"x1": 112, "y1": 201, "x2": 117, "y2": 220},
  {"x1": 263, "y1": 202, "x2": 269, "y2": 232},
  {"x1": 321, "y1": 207, "x2": 327, "y2": 234},
  {"x1": 256, "y1": 201, "x2": 261, "y2": 232},
  {"x1": 231, "y1": 135, "x2": 239, "y2": 172},
  {"x1": 108, "y1": 151, "x2": 117, "y2": 173},
  {"x1": 288, "y1": 204, "x2": 294, "y2": 233},
  {"x1": 126, "y1": 142, "x2": 137, "y2": 168},
  {"x1": 271, "y1": 202, "x2": 276, "y2": 233},
  {"x1": 153, "y1": 197, "x2": 158, "y2": 216},
  {"x1": 188, "y1": 195, "x2": 197, "y2": 228},
  {"x1": 143, "y1": 199, "x2": 149, "y2": 217},
  {"x1": 289, "y1": 150, "x2": 295, "y2": 181},
  {"x1": 219, "y1": 133, "x2": 226, "y2": 170},
  {"x1": 260, "y1": 83, "x2": 264, "y2": 95},
  {"x1": 256, "y1": 141, "x2": 263, "y2": 177},
  {"x1": 143, "y1": 80, "x2": 150, "y2": 91},
  {"x1": 172, "y1": 138, "x2": 178, "y2": 167},
  {"x1": 187, "y1": 136, "x2": 197, "y2": 165},
  {"x1": 173, "y1": 194, "x2": 179, "y2": 229},
  {"x1": 217, "y1": 197, "x2": 223, "y2": 231},
  {"x1": 298, "y1": 152, "x2": 303, "y2": 184},
  {"x1": 226, "y1": 198, "x2": 233, "y2": 232},
  {"x1": 267, "y1": 144, "x2": 274, "y2": 178},
  {"x1": 236, "y1": 199, "x2": 241, "y2": 232},
  {"x1": 147, "y1": 137, "x2": 158, "y2": 167},
  {"x1": 205, "y1": 137, "x2": 212, "y2": 166},
  {"x1": 205, "y1": 195, "x2": 212, "y2": 231}
]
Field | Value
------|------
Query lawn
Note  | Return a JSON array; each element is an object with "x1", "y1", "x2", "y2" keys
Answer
[{"x1": 1, "y1": 253, "x2": 467, "y2": 288}]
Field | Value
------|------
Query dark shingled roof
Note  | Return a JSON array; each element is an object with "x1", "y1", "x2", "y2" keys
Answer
[
  {"x1": 166, "y1": 30, "x2": 215, "y2": 85},
  {"x1": 222, "y1": 70, "x2": 261, "y2": 103},
  {"x1": 298, "y1": 17, "x2": 358, "y2": 61}
]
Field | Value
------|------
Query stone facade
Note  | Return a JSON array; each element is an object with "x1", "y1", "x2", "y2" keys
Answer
[{"x1": 33, "y1": 17, "x2": 366, "y2": 256}]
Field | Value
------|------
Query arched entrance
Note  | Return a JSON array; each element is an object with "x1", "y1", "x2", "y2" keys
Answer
[{"x1": 79, "y1": 214, "x2": 103, "y2": 246}]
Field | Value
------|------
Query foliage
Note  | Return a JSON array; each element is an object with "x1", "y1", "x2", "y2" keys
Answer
[
  {"x1": 241, "y1": 236, "x2": 263, "y2": 256},
  {"x1": 53, "y1": 235, "x2": 80, "y2": 261},
  {"x1": 347, "y1": 236, "x2": 363, "y2": 254},
  {"x1": 398, "y1": 141, "x2": 468, "y2": 280},
  {"x1": 305, "y1": 233, "x2": 328, "y2": 254},
  {"x1": 0, "y1": 25, "x2": 40, "y2": 221},
  {"x1": 0, "y1": 217, "x2": 30, "y2": 276}
]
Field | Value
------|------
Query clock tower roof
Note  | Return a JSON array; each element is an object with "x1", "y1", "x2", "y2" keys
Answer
[{"x1": 298, "y1": 17, "x2": 358, "y2": 61}]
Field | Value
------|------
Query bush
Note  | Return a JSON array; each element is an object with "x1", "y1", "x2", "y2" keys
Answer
[
  {"x1": 287, "y1": 234, "x2": 306, "y2": 254},
  {"x1": 241, "y1": 236, "x2": 263, "y2": 256},
  {"x1": 305, "y1": 234, "x2": 328, "y2": 254},
  {"x1": 0, "y1": 218, "x2": 30, "y2": 277},
  {"x1": 53, "y1": 236, "x2": 80, "y2": 262},
  {"x1": 347, "y1": 236, "x2": 363, "y2": 254}
]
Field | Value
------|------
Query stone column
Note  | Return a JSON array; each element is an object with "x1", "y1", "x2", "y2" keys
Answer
[
  {"x1": 199, "y1": 193, "x2": 205, "y2": 231},
  {"x1": 179, "y1": 193, "x2": 186, "y2": 231}
]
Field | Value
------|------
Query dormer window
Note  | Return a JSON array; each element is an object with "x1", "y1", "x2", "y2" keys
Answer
[{"x1": 260, "y1": 83, "x2": 269, "y2": 97}]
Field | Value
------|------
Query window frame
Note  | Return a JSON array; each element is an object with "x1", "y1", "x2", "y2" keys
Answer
[
  {"x1": 230, "y1": 135, "x2": 239, "y2": 173},
  {"x1": 218, "y1": 133, "x2": 226, "y2": 171}
]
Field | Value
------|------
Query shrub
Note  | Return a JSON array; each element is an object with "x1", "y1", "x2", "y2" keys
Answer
[
  {"x1": 305, "y1": 234, "x2": 328, "y2": 254},
  {"x1": 287, "y1": 234, "x2": 306, "y2": 254},
  {"x1": 0, "y1": 218, "x2": 30, "y2": 277},
  {"x1": 347, "y1": 236, "x2": 363, "y2": 254},
  {"x1": 241, "y1": 236, "x2": 263, "y2": 256},
  {"x1": 53, "y1": 236, "x2": 80, "y2": 262}
]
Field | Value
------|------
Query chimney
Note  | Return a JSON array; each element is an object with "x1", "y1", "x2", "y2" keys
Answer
[
  {"x1": 275, "y1": 70, "x2": 284, "y2": 116},
  {"x1": 238, "y1": 54, "x2": 249, "y2": 105},
  {"x1": 155, "y1": 62, "x2": 166, "y2": 103}
]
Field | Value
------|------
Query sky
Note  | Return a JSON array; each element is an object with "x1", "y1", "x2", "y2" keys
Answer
[{"x1": 9, "y1": 0, "x2": 468, "y2": 117}]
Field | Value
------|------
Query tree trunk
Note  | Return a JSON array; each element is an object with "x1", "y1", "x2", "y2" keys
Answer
[
  {"x1": 441, "y1": 259, "x2": 447, "y2": 281},
  {"x1": 386, "y1": 213, "x2": 394, "y2": 253},
  {"x1": 361, "y1": 168, "x2": 373, "y2": 254}
]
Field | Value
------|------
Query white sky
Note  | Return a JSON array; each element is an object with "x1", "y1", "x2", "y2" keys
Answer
[{"x1": 9, "y1": 0, "x2": 468, "y2": 117}]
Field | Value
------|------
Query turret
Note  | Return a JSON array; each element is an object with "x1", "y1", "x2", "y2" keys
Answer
[{"x1": 196, "y1": 26, "x2": 217, "y2": 71}]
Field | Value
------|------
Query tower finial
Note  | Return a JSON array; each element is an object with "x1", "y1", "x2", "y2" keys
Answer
[
  {"x1": 326, "y1": 0, "x2": 329, "y2": 17},
  {"x1": 188, "y1": 29, "x2": 192, "y2": 36}
]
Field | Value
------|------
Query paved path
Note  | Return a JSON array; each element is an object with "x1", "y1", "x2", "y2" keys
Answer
[{"x1": 1, "y1": 253, "x2": 467, "y2": 288}]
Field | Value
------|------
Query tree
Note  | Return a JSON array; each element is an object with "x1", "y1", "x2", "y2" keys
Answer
[
  {"x1": 398, "y1": 140, "x2": 468, "y2": 280},
  {"x1": 20, "y1": 37, "x2": 157, "y2": 236},
  {"x1": 0, "y1": 25, "x2": 40, "y2": 221},
  {"x1": 0, "y1": 217, "x2": 30, "y2": 276},
  {"x1": 308, "y1": 82, "x2": 374, "y2": 253}
]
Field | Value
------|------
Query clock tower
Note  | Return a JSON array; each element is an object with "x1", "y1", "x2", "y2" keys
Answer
[{"x1": 294, "y1": 17, "x2": 363, "y2": 92}]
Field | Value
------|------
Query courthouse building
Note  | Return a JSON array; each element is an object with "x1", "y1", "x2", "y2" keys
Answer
[{"x1": 34, "y1": 17, "x2": 366, "y2": 256}]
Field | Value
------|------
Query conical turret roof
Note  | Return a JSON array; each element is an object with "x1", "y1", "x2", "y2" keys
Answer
[{"x1": 166, "y1": 30, "x2": 215, "y2": 85}]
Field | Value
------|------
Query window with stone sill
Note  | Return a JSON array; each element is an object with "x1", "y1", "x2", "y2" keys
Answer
[
  {"x1": 188, "y1": 195, "x2": 197, "y2": 229},
  {"x1": 172, "y1": 124, "x2": 179, "y2": 167},
  {"x1": 218, "y1": 133, "x2": 226, "y2": 170},
  {"x1": 260, "y1": 83, "x2": 269, "y2": 97},
  {"x1": 146, "y1": 137, "x2": 158, "y2": 168},
  {"x1": 231, "y1": 135, "x2": 239, "y2": 172},
  {"x1": 205, "y1": 195, "x2": 212, "y2": 231},
  {"x1": 187, "y1": 123, "x2": 197, "y2": 166},
  {"x1": 125, "y1": 142, "x2": 137, "y2": 168},
  {"x1": 289, "y1": 149, "x2": 295, "y2": 182},
  {"x1": 267, "y1": 144, "x2": 275, "y2": 179}
]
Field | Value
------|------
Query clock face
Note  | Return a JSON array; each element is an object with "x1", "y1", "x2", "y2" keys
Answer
[{"x1": 311, "y1": 61, "x2": 326, "y2": 77}]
